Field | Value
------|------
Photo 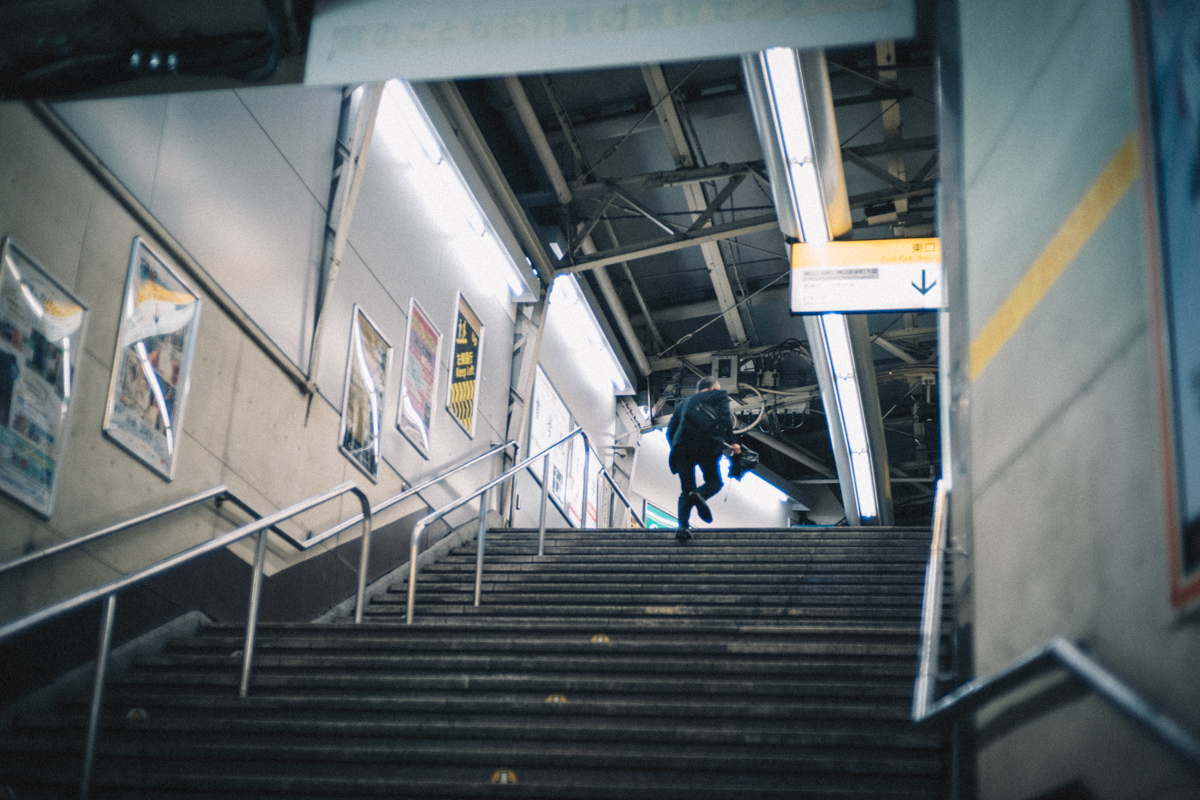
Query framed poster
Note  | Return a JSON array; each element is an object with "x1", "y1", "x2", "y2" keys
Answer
[
  {"x1": 339, "y1": 305, "x2": 392, "y2": 482},
  {"x1": 0, "y1": 238, "x2": 87, "y2": 517},
  {"x1": 528, "y1": 366, "x2": 571, "y2": 509},
  {"x1": 447, "y1": 292, "x2": 483, "y2": 438},
  {"x1": 1138, "y1": 0, "x2": 1200, "y2": 607},
  {"x1": 396, "y1": 298, "x2": 441, "y2": 459},
  {"x1": 103, "y1": 237, "x2": 200, "y2": 480}
]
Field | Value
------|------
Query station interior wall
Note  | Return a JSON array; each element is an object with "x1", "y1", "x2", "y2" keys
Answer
[
  {"x1": 953, "y1": 0, "x2": 1200, "y2": 796},
  {"x1": 0, "y1": 82, "x2": 620, "y2": 706}
]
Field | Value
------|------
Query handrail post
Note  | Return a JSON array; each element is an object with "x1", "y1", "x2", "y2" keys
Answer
[
  {"x1": 538, "y1": 453, "x2": 551, "y2": 557},
  {"x1": 79, "y1": 593, "x2": 116, "y2": 800},
  {"x1": 239, "y1": 529, "x2": 270, "y2": 698},
  {"x1": 580, "y1": 435, "x2": 590, "y2": 530},
  {"x1": 913, "y1": 479, "x2": 950, "y2": 720},
  {"x1": 474, "y1": 491, "x2": 488, "y2": 607},
  {"x1": 351, "y1": 488, "x2": 373, "y2": 623},
  {"x1": 405, "y1": 521, "x2": 426, "y2": 625}
]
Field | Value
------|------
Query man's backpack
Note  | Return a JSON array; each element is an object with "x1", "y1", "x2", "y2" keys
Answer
[{"x1": 684, "y1": 396, "x2": 724, "y2": 437}]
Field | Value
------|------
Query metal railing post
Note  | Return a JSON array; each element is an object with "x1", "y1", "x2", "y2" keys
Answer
[
  {"x1": 239, "y1": 529, "x2": 270, "y2": 698},
  {"x1": 474, "y1": 491, "x2": 488, "y2": 607},
  {"x1": 79, "y1": 593, "x2": 116, "y2": 800},
  {"x1": 912, "y1": 479, "x2": 949, "y2": 719},
  {"x1": 538, "y1": 453, "x2": 551, "y2": 557},
  {"x1": 405, "y1": 521, "x2": 426, "y2": 625},
  {"x1": 351, "y1": 488, "x2": 373, "y2": 623},
  {"x1": 580, "y1": 435, "x2": 590, "y2": 530}
]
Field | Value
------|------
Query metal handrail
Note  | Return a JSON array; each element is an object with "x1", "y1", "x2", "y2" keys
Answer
[
  {"x1": 910, "y1": 482, "x2": 1200, "y2": 775},
  {"x1": 404, "y1": 427, "x2": 645, "y2": 624},
  {"x1": 0, "y1": 480, "x2": 371, "y2": 800},
  {"x1": 585, "y1": 431, "x2": 646, "y2": 531},
  {"x1": 0, "y1": 485, "x2": 233, "y2": 577},
  {"x1": 307, "y1": 440, "x2": 515, "y2": 546}
]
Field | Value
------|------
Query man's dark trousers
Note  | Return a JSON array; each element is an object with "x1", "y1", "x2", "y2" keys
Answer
[{"x1": 676, "y1": 448, "x2": 723, "y2": 526}]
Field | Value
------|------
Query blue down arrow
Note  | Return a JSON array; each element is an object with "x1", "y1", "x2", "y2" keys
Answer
[{"x1": 912, "y1": 270, "x2": 937, "y2": 295}]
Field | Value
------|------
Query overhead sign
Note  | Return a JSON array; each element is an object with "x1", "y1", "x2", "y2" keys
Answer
[
  {"x1": 791, "y1": 238, "x2": 943, "y2": 313},
  {"x1": 305, "y1": 0, "x2": 915, "y2": 85}
]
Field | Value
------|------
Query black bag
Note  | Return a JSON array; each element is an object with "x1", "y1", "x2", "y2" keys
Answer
[{"x1": 729, "y1": 444, "x2": 759, "y2": 480}]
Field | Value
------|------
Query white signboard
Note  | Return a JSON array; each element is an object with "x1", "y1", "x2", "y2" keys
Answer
[
  {"x1": 306, "y1": 0, "x2": 915, "y2": 86},
  {"x1": 791, "y1": 238, "x2": 943, "y2": 313}
]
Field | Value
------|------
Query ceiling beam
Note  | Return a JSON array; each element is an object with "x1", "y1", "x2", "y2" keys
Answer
[
  {"x1": 642, "y1": 64, "x2": 749, "y2": 347},
  {"x1": 843, "y1": 135, "x2": 936, "y2": 159},
  {"x1": 558, "y1": 214, "x2": 778, "y2": 274},
  {"x1": 503, "y1": 75, "x2": 652, "y2": 376},
  {"x1": 745, "y1": 430, "x2": 836, "y2": 478},
  {"x1": 687, "y1": 173, "x2": 747, "y2": 232},
  {"x1": 848, "y1": 180, "x2": 936, "y2": 209}
]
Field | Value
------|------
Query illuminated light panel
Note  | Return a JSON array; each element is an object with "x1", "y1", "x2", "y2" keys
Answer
[
  {"x1": 549, "y1": 274, "x2": 633, "y2": 395},
  {"x1": 761, "y1": 47, "x2": 830, "y2": 245},
  {"x1": 376, "y1": 79, "x2": 528, "y2": 300},
  {"x1": 820, "y1": 314, "x2": 877, "y2": 521}
]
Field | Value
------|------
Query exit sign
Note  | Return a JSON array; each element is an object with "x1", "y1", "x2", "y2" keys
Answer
[{"x1": 791, "y1": 238, "x2": 943, "y2": 313}]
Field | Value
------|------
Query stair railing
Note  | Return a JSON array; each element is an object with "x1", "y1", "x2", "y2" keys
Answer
[
  {"x1": 910, "y1": 480, "x2": 1200, "y2": 775},
  {"x1": 0, "y1": 439, "x2": 515, "y2": 800},
  {"x1": 404, "y1": 427, "x2": 645, "y2": 624},
  {"x1": 0, "y1": 481, "x2": 369, "y2": 800}
]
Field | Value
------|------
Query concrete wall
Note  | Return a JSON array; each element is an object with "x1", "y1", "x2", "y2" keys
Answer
[{"x1": 953, "y1": 0, "x2": 1200, "y2": 796}]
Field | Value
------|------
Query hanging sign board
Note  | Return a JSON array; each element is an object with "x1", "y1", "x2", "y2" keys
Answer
[{"x1": 791, "y1": 238, "x2": 943, "y2": 313}]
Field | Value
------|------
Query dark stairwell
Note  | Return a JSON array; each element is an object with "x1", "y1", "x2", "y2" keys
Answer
[{"x1": 1, "y1": 525, "x2": 954, "y2": 798}]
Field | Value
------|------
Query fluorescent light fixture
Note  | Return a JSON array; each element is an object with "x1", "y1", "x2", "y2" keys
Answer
[
  {"x1": 550, "y1": 274, "x2": 633, "y2": 395},
  {"x1": 820, "y1": 313, "x2": 877, "y2": 520},
  {"x1": 760, "y1": 47, "x2": 829, "y2": 244},
  {"x1": 377, "y1": 79, "x2": 528, "y2": 300},
  {"x1": 760, "y1": 46, "x2": 879, "y2": 523}
]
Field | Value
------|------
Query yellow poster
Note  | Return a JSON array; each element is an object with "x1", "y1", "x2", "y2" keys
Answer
[{"x1": 447, "y1": 293, "x2": 483, "y2": 437}]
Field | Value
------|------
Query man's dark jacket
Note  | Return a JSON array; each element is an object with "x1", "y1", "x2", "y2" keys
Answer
[{"x1": 667, "y1": 389, "x2": 734, "y2": 474}]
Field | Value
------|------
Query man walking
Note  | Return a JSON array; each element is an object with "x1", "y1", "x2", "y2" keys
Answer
[{"x1": 666, "y1": 376, "x2": 742, "y2": 542}]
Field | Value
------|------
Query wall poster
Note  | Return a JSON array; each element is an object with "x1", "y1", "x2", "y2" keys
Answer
[
  {"x1": 103, "y1": 237, "x2": 200, "y2": 481},
  {"x1": 528, "y1": 366, "x2": 571, "y2": 510},
  {"x1": 396, "y1": 298, "x2": 441, "y2": 459},
  {"x1": 339, "y1": 305, "x2": 392, "y2": 482},
  {"x1": 0, "y1": 238, "x2": 87, "y2": 517},
  {"x1": 447, "y1": 292, "x2": 483, "y2": 437},
  {"x1": 1139, "y1": 0, "x2": 1200, "y2": 607}
]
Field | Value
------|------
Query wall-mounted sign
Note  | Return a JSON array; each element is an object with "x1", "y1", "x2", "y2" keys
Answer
[
  {"x1": 528, "y1": 366, "x2": 571, "y2": 510},
  {"x1": 0, "y1": 238, "x2": 87, "y2": 516},
  {"x1": 791, "y1": 238, "x2": 943, "y2": 313},
  {"x1": 396, "y1": 298, "x2": 441, "y2": 459},
  {"x1": 339, "y1": 305, "x2": 392, "y2": 482},
  {"x1": 447, "y1": 293, "x2": 483, "y2": 438},
  {"x1": 103, "y1": 237, "x2": 200, "y2": 481},
  {"x1": 1139, "y1": 0, "x2": 1200, "y2": 608}
]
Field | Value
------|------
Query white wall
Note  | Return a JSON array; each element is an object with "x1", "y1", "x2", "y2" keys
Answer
[{"x1": 954, "y1": 0, "x2": 1200, "y2": 796}]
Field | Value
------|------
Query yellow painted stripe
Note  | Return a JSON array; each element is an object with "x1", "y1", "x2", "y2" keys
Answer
[{"x1": 969, "y1": 133, "x2": 1141, "y2": 381}]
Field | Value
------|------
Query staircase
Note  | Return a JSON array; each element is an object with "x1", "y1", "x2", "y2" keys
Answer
[{"x1": 1, "y1": 526, "x2": 953, "y2": 798}]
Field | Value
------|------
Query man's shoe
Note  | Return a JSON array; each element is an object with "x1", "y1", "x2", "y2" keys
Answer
[
  {"x1": 689, "y1": 491, "x2": 713, "y2": 523},
  {"x1": 675, "y1": 527, "x2": 692, "y2": 542}
]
